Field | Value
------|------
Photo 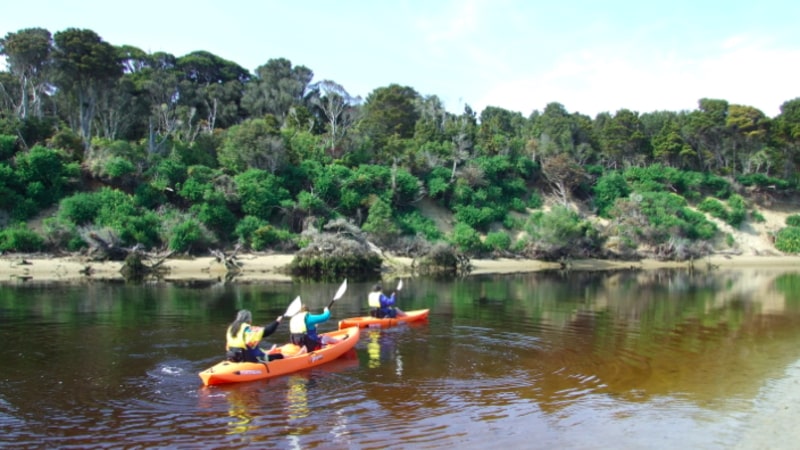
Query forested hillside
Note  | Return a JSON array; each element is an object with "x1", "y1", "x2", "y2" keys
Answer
[{"x1": 2, "y1": 27, "x2": 800, "y2": 263}]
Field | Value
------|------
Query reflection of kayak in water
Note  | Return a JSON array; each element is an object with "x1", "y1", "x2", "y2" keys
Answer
[
  {"x1": 338, "y1": 309, "x2": 429, "y2": 329},
  {"x1": 199, "y1": 326, "x2": 360, "y2": 386}
]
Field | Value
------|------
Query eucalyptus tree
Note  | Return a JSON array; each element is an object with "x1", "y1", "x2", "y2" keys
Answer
[
  {"x1": 140, "y1": 51, "x2": 181, "y2": 152},
  {"x1": 242, "y1": 58, "x2": 314, "y2": 125},
  {"x1": 175, "y1": 50, "x2": 250, "y2": 140},
  {"x1": 93, "y1": 44, "x2": 152, "y2": 140},
  {"x1": 0, "y1": 28, "x2": 52, "y2": 119},
  {"x1": 51, "y1": 28, "x2": 123, "y2": 147},
  {"x1": 307, "y1": 79, "x2": 361, "y2": 154}
]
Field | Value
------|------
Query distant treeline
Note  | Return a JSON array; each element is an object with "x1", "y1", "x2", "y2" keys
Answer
[{"x1": 1, "y1": 27, "x2": 800, "y2": 260}]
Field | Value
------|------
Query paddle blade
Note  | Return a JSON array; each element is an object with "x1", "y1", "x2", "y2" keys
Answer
[
  {"x1": 397, "y1": 279, "x2": 403, "y2": 291},
  {"x1": 326, "y1": 279, "x2": 348, "y2": 309},
  {"x1": 333, "y1": 279, "x2": 348, "y2": 301},
  {"x1": 284, "y1": 296, "x2": 302, "y2": 317}
]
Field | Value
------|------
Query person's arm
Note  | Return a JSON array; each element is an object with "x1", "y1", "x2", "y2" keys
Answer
[
  {"x1": 306, "y1": 308, "x2": 331, "y2": 326},
  {"x1": 261, "y1": 316, "x2": 282, "y2": 337}
]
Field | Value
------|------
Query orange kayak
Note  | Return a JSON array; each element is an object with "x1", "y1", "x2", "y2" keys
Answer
[
  {"x1": 338, "y1": 309, "x2": 429, "y2": 329},
  {"x1": 199, "y1": 326, "x2": 360, "y2": 386}
]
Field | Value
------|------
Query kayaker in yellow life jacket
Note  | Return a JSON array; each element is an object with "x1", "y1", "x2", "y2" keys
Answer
[
  {"x1": 226, "y1": 309, "x2": 284, "y2": 363},
  {"x1": 289, "y1": 304, "x2": 331, "y2": 352},
  {"x1": 368, "y1": 284, "x2": 398, "y2": 318}
]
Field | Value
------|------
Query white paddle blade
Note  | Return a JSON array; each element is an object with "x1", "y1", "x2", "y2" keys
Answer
[
  {"x1": 333, "y1": 279, "x2": 348, "y2": 301},
  {"x1": 284, "y1": 296, "x2": 302, "y2": 317},
  {"x1": 397, "y1": 279, "x2": 403, "y2": 291}
]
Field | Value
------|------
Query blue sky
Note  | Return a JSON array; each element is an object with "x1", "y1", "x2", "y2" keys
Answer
[{"x1": 3, "y1": 0, "x2": 799, "y2": 118}]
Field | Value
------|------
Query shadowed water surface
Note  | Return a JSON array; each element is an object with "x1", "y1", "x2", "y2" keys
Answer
[{"x1": 2, "y1": 268, "x2": 800, "y2": 448}]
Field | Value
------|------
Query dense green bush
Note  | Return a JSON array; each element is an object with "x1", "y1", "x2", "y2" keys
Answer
[
  {"x1": 252, "y1": 225, "x2": 295, "y2": 251},
  {"x1": 449, "y1": 222, "x2": 485, "y2": 254},
  {"x1": 397, "y1": 210, "x2": 442, "y2": 240},
  {"x1": 775, "y1": 227, "x2": 800, "y2": 253},
  {"x1": 0, "y1": 224, "x2": 44, "y2": 252},
  {"x1": 786, "y1": 214, "x2": 800, "y2": 227},
  {"x1": 484, "y1": 231, "x2": 512, "y2": 252},
  {"x1": 593, "y1": 172, "x2": 630, "y2": 217}
]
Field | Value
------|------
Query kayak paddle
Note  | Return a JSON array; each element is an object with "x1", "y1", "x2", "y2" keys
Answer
[
  {"x1": 284, "y1": 296, "x2": 302, "y2": 318},
  {"x1": 326, "y1": 279, "x2": 348, "y2": 309}
]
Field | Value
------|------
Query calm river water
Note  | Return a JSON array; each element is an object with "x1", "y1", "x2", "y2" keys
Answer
[{"x1": 2, "y1": 267, "x2": 800, "y2": 449}]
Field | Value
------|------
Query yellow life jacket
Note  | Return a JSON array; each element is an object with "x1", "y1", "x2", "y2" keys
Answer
[
  {"x1": 290, "y1": 312, "x2": 308, "y2": 334},
  {"x1": 226, "y1": 323, "x2": 264, "y2": 349},
  {"x1": 368, "y1": 291, "x2": 381, "y2": 308}
]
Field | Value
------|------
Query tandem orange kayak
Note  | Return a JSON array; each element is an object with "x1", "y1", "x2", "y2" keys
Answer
[
  {"x1": 199, "y1": 326, "x2": 360, "y2": 386},
  {"x1": 338, "y1": 309, "x2": 429, "y2": 329}
]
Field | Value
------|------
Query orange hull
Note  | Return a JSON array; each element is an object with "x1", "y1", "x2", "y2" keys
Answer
[
  {"x1": 338, "y1": 309, "x2": 429, "y2": 329},
  {"x1": 199, "y1": 326, "x2": 360, "y2": 386}
]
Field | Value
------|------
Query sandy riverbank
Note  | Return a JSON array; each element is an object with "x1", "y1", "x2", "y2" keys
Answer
[{"x1": 2, "y1": 252, "x2": 800, "y2": 284}]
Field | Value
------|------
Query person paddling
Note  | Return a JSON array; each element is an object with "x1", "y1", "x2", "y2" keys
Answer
[
  {"x1": 289, "y1": 304, "x2": 332, "y2": 353},
  {"x1": 368, "y1": 283, "x2": 404, "y2": 318},
  {"x1": 225, "y1": 309, "x2": 284, "y2": 363}
]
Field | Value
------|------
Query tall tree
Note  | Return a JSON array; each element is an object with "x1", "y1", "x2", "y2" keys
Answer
[
  {"x1": 307, "y1": 79, "x2": 361, "y2": 154},
  {"x1": 358, "y1": 84, "x2": 420, "y2": 156},
  {"x1": 52, "y1": 28, "x2": 122, "y2": 146},
  {"x1": 0, "y1": 28, "x2": 53, "y2": 119},
  {"x1": 242, "y1": 58, "x2": 313, "y2": 124},
  {"x1": 725, "y1": 104, "x2": 768, "y2": 175}
]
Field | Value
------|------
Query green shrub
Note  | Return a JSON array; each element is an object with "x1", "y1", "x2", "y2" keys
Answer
[
  {"x1": 397, "y1": 210, "x2": 442, "y2": 240},
  {"x1": 698, "y1": 198, "x2": 728, "y2": 221},
  {"x1": 0, "y1": 224, "x2": 45, "y2": 252},
  {"x1": 252, "y1": 225, "x2": 295, "y2": 251},
  {"x1": 168, "y1": 219, "x2": 207, "y2": 253},
  {"x1": 449, "y1": 222, "x2": 484, "y2": 254},
  {"x1": 786, "y1": 215, "x2": 800, "y2": 227},
  {"x1": 775, "y1": 227, "x2": 800, "y2": 253},
  {"x1": 484, "y1": 231, "x2": 511, "y2": 252}
]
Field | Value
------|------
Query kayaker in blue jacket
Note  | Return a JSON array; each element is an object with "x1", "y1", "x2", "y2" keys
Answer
[
  {"x1": 368, "y1": 284, "x2": 398, "y2": 318},
  {"x1": 289, "y1": 304, "x2": 331, "y2": 352},
  {"x1": 226, "y1": 309, "x2": 284, "y2": 363}
]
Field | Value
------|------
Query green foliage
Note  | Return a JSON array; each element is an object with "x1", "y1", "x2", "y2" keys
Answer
[
  {"x1": 484, "y1": 231, "x2": 512, "y2": 252},
  {"x1": 775, "y1": 226, "x2": 800, "y2": 253},
  {"x1": 787, "y1": 215, "x2": 800, "y2": 227},
  {"x1": 527, "y1": 191, "x2": 543, "y2": 209},
  {"x1": 361, "y1": 197, "x2": 400, "y2": 244},
  {"x1": 234, "y1": 169, "x2": 290, "y2": 221},
  {"x1": 593, "y1": 171, "x2": 630, "y2": 217},
  {"x1": 524, "y1": 206, "x2": 599, "y2": 258},
  {"x1": 190, "y1": 194, "x2": 237, "y2": 241},
  {"x1": 234, "y1": 215, "x2": 266, "y2": 248},
  {"x1": 0, "y1": 224, "x2": 45, "y2": 252},
  {"x1": 168, "y1": 219, "x2": 208, "y2": 253},
  {"x1": 426, "y1": 167, "x2": 452, "y2": 200},
  {"x1": 252, "y1": 225, "x2": 295, "y2": 251},
  {"x1": 0, "y1": 135, "x2": 17, "y2": 160},
  {"x1": 14, "y1": 145, "x2": 78, "y2": 213},
  {"x1": 698, "y1": 197, "x2": 728, "y2": 221},
  {"x1": 41, "y1": 217, "x2": 86, "y2": 251},
  {"x1": 58, "y1": 188, "x2": 161, "y2": 247},
  {"x1": 397, "y1": 210, "x2": 442, "y2": 240},
  {"x1": 449, "y1": 222, "x2": 485, "y2": 254},
  {"x1": 750, "y1": 210, "x2": 765, "y2": 222},
  {"x1": 737, "y1": 173, "x2": 791, "y2": 190}
]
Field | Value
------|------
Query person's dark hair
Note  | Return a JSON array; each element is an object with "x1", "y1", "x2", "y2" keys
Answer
[
  {"x1": 374, "y1": 284, "x2": 382, "y2": 291},
  {"x1": 230, "y1": 309, "x2": 252, "y2": 337}
]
